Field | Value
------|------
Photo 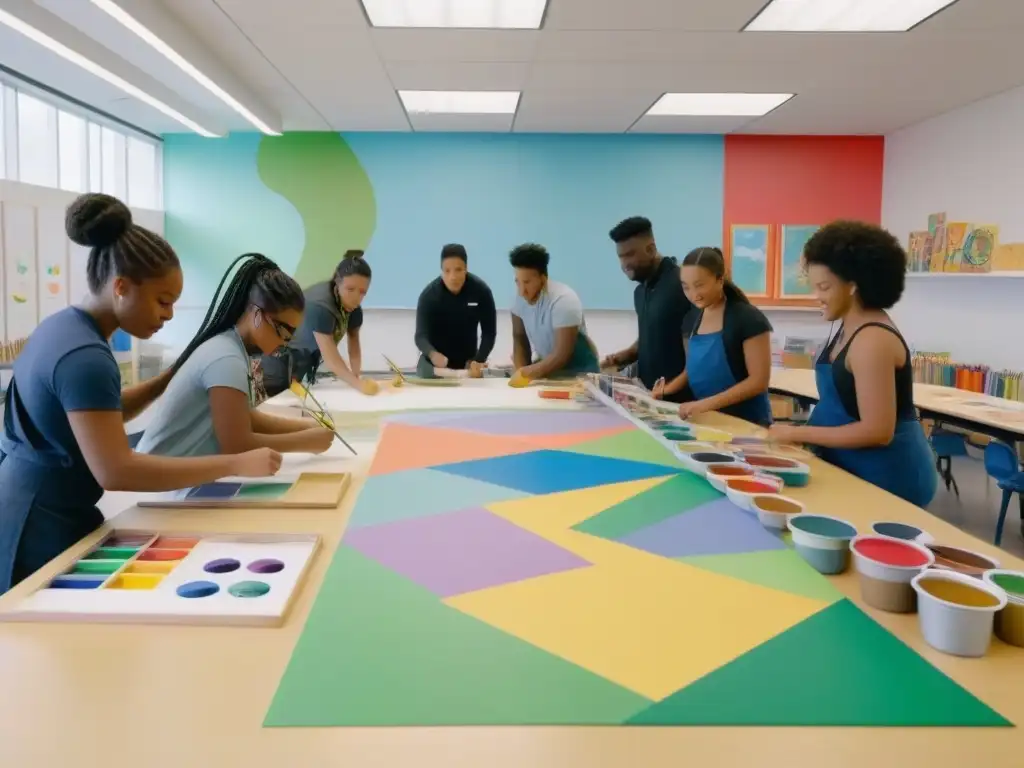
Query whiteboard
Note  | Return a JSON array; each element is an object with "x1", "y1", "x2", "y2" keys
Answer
[{"x1": 2, "y1": 203, "x2": 38, "y2": 341}]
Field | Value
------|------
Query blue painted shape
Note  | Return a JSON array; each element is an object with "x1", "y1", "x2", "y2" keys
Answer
[
  {"x1": 432, "y1": 450, "x2": 678, "y2": 495},
  {"x1": 346, "y1": 468, "x2": 531, "y2": 530},
  {"x1": 186, "y1": 482, "x2": 242, "y2": 500},
  {"x1": 618, "y1": 497, "x2": 787, "y2": 558},
  {"x1": 176, "y1": 580, "x2": 220, "y2": 599},
  {"x1": 342, "y1": 133, "x2": 724, "y2": 309},
  {"x1": 49, "y1": 577, "x2": 104, "y2": 589}
]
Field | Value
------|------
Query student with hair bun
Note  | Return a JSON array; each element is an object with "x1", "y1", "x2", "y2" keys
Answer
[
  {"x1": 653, "y1": 246, "x2": 773, "y2": 426},
  {"x1": 767, "y1": 221, "x2": 937, "y2": 507},
  {"x1": 261, "y1": 250, "x2": 378, "y2": 396},
  {"x1": 0, "y1": 193, "x2": 281, "y2": 595},
  {"x1": 137, "y1": 253, "x2": 334, "y2": 458}
]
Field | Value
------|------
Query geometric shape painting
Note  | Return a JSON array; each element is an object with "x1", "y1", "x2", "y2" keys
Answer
[{"x1": 265, "y1": 407, "x2": 1012, "y2": 728}]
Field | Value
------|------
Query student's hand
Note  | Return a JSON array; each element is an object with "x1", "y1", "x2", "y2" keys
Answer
[
  {"x1": 304, "y1": 427, "x2": 335, "y2": 454},
  {"x1": 231, "y1": 448, "x2": 282, "y2": 477},
  {"x1": 467, "y1": 361, "x2": 485, "y2": 378},
  {"x1": 600, "y1": 353, "x2": 619, "y2": 370},
  {"x1": 678, "y1": 399, "x2": 711, "y2": 419},
  {"x1": 767, "y1": 424, "x2": 805, "y2": 444},
  {"x1": 652, "y1": 378, "x2": 666, "y2": 400},
  {"x1": 509, "y1": 369, "x2": 531, "y2": 388},
  {"x1": 359, "y1": 378, "x2": 380, "y2": 396},
  {"x1": 429, "y1": 351, "x2": 448, "y2": 368}
]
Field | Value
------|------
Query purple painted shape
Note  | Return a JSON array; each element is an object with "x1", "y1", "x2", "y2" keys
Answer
[
  {"x1": 343, "y1": 507, "x2": 591, "y2": 597},
  {"x1": 618, "y1": 497, "x2": 787, "y2": 558},
  {"x1": 426, "y1": 409, "x2": 630, "y2": 436}
]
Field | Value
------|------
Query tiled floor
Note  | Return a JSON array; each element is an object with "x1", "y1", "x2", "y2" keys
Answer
[{"x1": 929, "y1": 449, "x2": 1024, "y2": 559}]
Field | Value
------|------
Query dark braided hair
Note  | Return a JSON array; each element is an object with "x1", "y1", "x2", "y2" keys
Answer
[
  {"x1": 66, "y1": 193, "x2": 179, "y2": 293},
  {"x1": 171, "y1": 253, "x2": 304, "y2": 373},
  {"x1": 334, "y1": 250, "x2": 372, "y2": 283},
  {"x1": 682, "y1": 246, "x2": 751, "y2": 304}
]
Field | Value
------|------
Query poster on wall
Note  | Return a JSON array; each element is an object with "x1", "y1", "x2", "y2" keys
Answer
[
  {"x1": 729, "y1": 224, "x2": 770, "y2": 298},
  {"x1": 778, "y1": 225, "x2": 819, "y2": 298},
  {"x1": 2, "y1": 203, "x2": 39, "y2": 342},
  {"x1": 36, "y1": 207, "x2": 69, "y2": 320}
]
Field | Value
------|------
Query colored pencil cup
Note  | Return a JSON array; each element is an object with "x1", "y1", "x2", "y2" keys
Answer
[
  {"x1": 913, "y1": 569, "x2": 1008, "y2": 657},
  {"x1": 788, "y1": 514, "x2": 858, "y2": 574},
  {"x1": 982, "y1": 570, "x2": 1024, "y2": 648},
  {"x1": 851, "y1": 535, "x2": 935, "y2": 613}
]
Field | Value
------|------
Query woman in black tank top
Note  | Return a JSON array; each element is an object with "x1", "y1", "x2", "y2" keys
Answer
[{"x1": 767, "y1": 221, "x2": 938, "y2": 508}]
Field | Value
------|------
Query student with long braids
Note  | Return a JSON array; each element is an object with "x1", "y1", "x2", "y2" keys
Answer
[
  {"x1": 261, "y1": 251, "x2": 378, "y2": 396},
  {"x1": 137, "y1": 254, "x2": 334, "y2": 458},
  {"x1": 0, "y1": 194, "x2": 280, "y2": 596}
]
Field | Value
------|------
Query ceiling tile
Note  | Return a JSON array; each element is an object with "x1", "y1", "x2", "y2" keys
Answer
[
  {"x1": 630, "y1": 115, "x2": 755, "y2": 134},
  {"x1": 372, "y1": 29, "x2": 540, "y2": 61},
  {"x1": 408, "y1": 113, "x2": 514, "y2": 132},
  {"x1": 514, "y1": 88, "x2": 657, "y2": 132},
  {"x1": 385, "y1": 62, "x2": 529, "y2": 91}
]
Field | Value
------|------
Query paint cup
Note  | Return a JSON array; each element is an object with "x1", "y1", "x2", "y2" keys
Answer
[
  {"x1": 851, "y1": 535, "x2": 935, "y2": 613},
  {"x1": 750, "y1": 494, "x2": 804, "y2": 531},
  {"x1": 912, "y1": 569, "x2": 1008, "y2": 657},
  {"x1": 982, "y1": 570, "x2": 1024, "y2": 648},
  {"x1": 788, "y1": 514, "x2": 858, "y2": 574},
  {"x1": 870, "y1": 521, "x2": 933, "y2": 544},
  {"x1": 704, "y1": 464, "x2": 757, "y2": 493},
  {"x1": 742, "y1": 454, "x2": 811, "y2": 488},
  {"x1": 925, "y1": 544, "x2": 1000, "y2": 578},
  {"x1": 724, "y1": 476, "x2": 783, "y2": 511},
  {"x1": 678, "y1": 449, "x2": 740, "y2": 475}
]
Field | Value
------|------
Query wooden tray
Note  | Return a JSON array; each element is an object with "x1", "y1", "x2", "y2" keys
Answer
[{"x1": 137, "y1": 472, "x2": 352, "y2": 509}]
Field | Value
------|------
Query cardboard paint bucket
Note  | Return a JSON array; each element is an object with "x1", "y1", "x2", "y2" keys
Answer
[
  {"x1": 913, "y1": 569, "x2": 1007, "y2": 657},
  {"x1": 851, "y1": 535, "x2": 935, "y2": 613}
]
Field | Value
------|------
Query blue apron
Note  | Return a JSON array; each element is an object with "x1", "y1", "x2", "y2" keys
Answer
[
  {"x1": 687, "y1": 325, "x2": 772, "y2": 427},
  {"x1": 0, "y1": 380, "x2": 104, "y2": 595},
  {"x1": 808, "y1": 359, "x2": 937, "y2": 508}
]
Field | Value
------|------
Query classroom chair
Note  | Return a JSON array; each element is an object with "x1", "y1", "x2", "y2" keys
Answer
[
  {"x1": 930, "y1": 428, "x2": 969, "y2": 497},
  {"x1": 983, "y1": 440, "x2": 1024, "y2": 547}
]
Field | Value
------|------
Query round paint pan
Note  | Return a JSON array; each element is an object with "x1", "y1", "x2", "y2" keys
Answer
[
  {"x1": 742, "y1": 454, "x2": 811, "y2": 488},
  {"x1": 925, "y1": 544, "x2": 1000, "y2": 578},
  {"x1": 750, "y1": 494, "x2": 804, "y2": 531},
  {"x1": 912, "y1": 569, "x2": 1007, "y2": 657},
  {"x1": 661, "y1": 429, "x2": 695, "y2": 442},
  {"x1": 705, "y1": 464, "x2": 758, "y2": 494},
  {"x1": 678, "y1": 450, "x2": 741, "y2": 476},
  {"x1": 724, "y1": 476, "x2": 783, "y2": 511},
  {"x1": 870, "y1": 521, "x2": 933, "y2": 544},
  {"x1": 851, "y1": 535, "x2": 935, "y2": 613},
  {"x1": 788, "y1": 514, "x2": 858, "y2": 575},
  {"x1": 983, "y1": 570, "x2": 1024, "y2": 647}
]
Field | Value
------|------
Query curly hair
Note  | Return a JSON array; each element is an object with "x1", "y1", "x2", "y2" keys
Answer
[
  {"x1": 509, "y1": 243, "x2": 549, "y2": 275},
  {"x1": 803, "y1": 220, "x2": 907, "y2": 310}
]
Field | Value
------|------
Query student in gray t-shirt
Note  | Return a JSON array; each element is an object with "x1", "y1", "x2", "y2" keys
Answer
[
  {"x1": 508, "y1": 243, "x2": 599, "y2": 383},
  {"x1": 138, "y1": 254, "x2": 334, "y2": 458}
]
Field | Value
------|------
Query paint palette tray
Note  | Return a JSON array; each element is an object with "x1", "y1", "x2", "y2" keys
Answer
[
  {"x1": 137, "y1": 472, "x2": 351, "y2": 509},
  {"x1": 0, "y1": 530, "x2": 321, "y2": 627}
]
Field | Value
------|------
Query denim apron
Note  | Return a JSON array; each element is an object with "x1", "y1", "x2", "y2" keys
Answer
[
  {"x1": 687, "y1": 319, "x2": 772, "y2": 427},
  {"x1": 808, "y1": 353, "x2": 938, "y2": 508}
]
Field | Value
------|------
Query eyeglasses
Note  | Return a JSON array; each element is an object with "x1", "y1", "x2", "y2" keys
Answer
[{"x1": 255, "y1": 307, "x2": 296, "y2": 343}]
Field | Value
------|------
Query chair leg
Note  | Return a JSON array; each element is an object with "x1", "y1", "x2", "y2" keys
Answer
[
  {"x1": 995, "y1": 489, "x2": 1013, "y2": 547},
  {"x1": 950, "y1": 471, "x2": 960, "y2": 497}
]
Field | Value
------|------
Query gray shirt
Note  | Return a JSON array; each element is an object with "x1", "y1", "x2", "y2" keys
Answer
[
  {"x1": 288, "y1": 281, "x2": 363, "y2": 354},
  {"x1": 511, "y1": 280, "x2": 588, "y2": 360},
  {"x1": 137, "y1": 330, "x2": 251, "y2": 457}
]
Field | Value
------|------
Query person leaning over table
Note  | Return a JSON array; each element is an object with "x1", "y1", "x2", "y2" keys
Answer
[
  {"x1": 767, "y1": 221, "x2": 938, "y2": 508},
  {"x1": 414, "y1": 243, "x2": 497, "y2": 379},
  {"x1": 508, "y1": 243, "x2": 600, "y2": 386}
]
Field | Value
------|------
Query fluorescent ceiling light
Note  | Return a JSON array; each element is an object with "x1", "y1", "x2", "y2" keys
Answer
[
  {"x1": 0, "y1": 7, "x2": 220, "y2": 136},
  {"x1": 362, "y1": 0, "x2": 547, "y2": 28},
  {"x1": 399, "y1": 90, "x2": 520, "y2": 114},
  {"x1": 90, "y1": 0, "x2": 279, "y2": 135},
  {"x1": 745, "y1": 0, "x2": 959, "y2": 32},
  {"x1": 646, "y1": 93, "x2": 794, "y2": 117}
]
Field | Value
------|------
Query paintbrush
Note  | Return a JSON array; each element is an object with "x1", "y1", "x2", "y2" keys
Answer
[{"x1": 289, "y1": 380, "x2": 358, "y2": 456}]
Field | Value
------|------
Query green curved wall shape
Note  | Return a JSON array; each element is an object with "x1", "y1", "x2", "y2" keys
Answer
[{"x1": 256, "y1": 132, "x2": 377, "y2": 288}]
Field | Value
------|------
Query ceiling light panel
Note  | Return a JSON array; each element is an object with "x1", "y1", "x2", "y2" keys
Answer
[
  {"x1": 399, "y1": 90, "x2": 520, "y2": 114},
  {"x1": 646, "y1": 93, "x2": 794, "y2": 117},
  {"x1": 745, "y1": 0, "x2": 959, "y2": 32},
  {"x1": 362, "y1": 0, "x2": 547, "y2": 29}
]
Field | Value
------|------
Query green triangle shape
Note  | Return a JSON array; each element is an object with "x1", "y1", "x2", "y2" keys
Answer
[
  {"x1": 677, "y1": 549, "x2": 845, "y2": 604},
  {"x1": 627, "y1": 599, "x2": 1011, "y2": 727},
  {"x1": 573, "y1": 472, "x2": 722, "y2": 541},
  {"x1": 563, "y1": 428, "x2": 685, "y2": 468},
  {"x1": 266, "y1": 547, "x2": 650, "y2": 726}
]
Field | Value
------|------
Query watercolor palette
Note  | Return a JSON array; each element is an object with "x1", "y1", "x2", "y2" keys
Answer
[
  {"x1": 0, "y1": 530, "x2": 320, "y2": 627},
  {"x1": 137, "y1": 472, "x2": 351, "y2": 509}
]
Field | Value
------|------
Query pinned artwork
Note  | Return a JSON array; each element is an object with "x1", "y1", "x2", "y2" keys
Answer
[
  {"x1": 778, "y1": 225, "x2": 819, "y2": 297},
  {"x1": 729, "y1": 224, "x2": 771, "y2": 298}
]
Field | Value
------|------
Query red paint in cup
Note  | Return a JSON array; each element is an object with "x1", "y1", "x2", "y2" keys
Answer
[
  {"x1": 745, "y1": 455, "x2": 799, "y2": 469},
  {"x1": 854, "y1": 537, "x2": 930, "y2": 567},
  {"x1": 726, "y1": 478, "x2": 779, "y2": 494},
  {"x1": 707, "y1": 466, "x2": 754, "y2": 477}
]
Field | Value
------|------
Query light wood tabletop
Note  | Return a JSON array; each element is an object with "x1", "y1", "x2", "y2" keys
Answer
[
  {"x1": 1, "y1": 380, "x2": 1023, "y2": 768},
  {"x1": 771, "y1": 367, "x2": 1024, "y2": 442}
]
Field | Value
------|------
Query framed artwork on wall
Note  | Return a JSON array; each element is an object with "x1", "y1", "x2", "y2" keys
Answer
[
  {"x1": 778, "y1": 224, "x2": 819, "y2": 298},
  {"x1": 728, "y1": 224, "x2": 771, "y2": 299}
]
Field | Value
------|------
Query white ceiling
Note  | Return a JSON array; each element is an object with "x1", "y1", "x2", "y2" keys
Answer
[{"x1": 2, "y1": 0, "x2": 1024, "y2": 136}]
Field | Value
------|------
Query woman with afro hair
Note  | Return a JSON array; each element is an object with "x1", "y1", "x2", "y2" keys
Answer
[{"x1": 768, "y1": 220, "x2": 937, "y2": 507}]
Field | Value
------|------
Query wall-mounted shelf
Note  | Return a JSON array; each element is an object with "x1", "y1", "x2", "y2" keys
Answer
[{"x1": 906, "y1": 272, "x2": 1024, "y2": 279}]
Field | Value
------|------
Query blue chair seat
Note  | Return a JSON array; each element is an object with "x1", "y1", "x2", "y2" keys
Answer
[
  {"x1": 984, "y1": 441, "x2": 1024, "y2": 546},
  {"x1": 997, "y1": 472, "x2": 1024, "y2": 493}
]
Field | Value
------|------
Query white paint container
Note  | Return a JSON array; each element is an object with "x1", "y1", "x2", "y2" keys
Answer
[{"x1": 912, "y1": 569, "x2": 1008, "y2": 658}]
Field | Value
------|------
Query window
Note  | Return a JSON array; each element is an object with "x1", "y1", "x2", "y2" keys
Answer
[
  {"x1": 127, "y1": 136, "x2": 157, "y2": 209},
  {"x1": 88, "y1": 122, "x2": 102, "y2": 192},
  {"x1": 16, "y1": 91, "x2": 58, "y2": 187},
  {"x1": 58, "y1": 110, "x2": 87, "y2": 192},
  {"x1": 0, "y1": 86, "x2": 5, "y2": 179},
  {"x1": 100, "y1": 126, "x2": 127, "y2": 198}
]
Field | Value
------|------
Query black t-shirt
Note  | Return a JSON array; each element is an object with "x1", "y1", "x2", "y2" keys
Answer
[
  {"x1": 634, "y1": 257, "x2": 691, "y2": 390},
  {"x1": 682, "y1": 300, "x2": 772, "y2": 383},
  {"x1": 288, "y1": 280, "x2": 363, "y2": 355},
  {"x1": 819, "y1": 322, "x2": 916, "y2": 421},
  {"x1": 414, "y1": 273, "x2": 497, "y2": 369}
]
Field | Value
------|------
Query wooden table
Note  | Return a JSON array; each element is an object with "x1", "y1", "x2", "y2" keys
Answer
[
  {"x1": 1, "y1": 380, "x2": 1023, "y2": 767},
  {"x1": 771, "y1": 367, "x2": 1024, "y2": 444}
]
